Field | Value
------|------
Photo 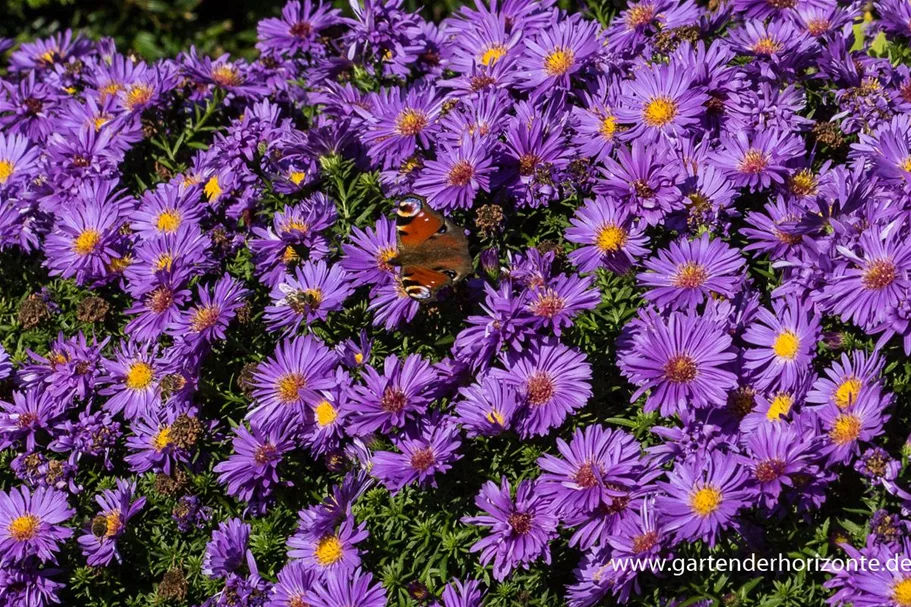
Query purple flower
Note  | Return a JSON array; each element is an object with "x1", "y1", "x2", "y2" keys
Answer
[
  {"x1": 169, "y1": 274, "x2": 250, "y2": 344},
  {"x1": 99, "y1": 340, "x2": 166, "y2": 419},
  {"x1": 619, "y1": 311, "x2": 738, "y2": 416},
  {"x1": 347, "y1": 354, "x2": 438, "y2": 436},
  {"x1": 256, "y1": 0, "x2": 343, "y2": 56},
  {"x1": 340, "y1": 217, "x2": 399, "y2": 286},
  {"x1": 744, "y1": 422, "x2": 817, "y2": 509},
  {"x1": 742, "y1": 297, "x2": 820, "y2": 392},
  {"x1": 615, "y1": 62, "x2": 708, "y2": 142},
  {"x1": 516, "y1": 16, "x2": 601, "y2": 93},
  {"x1": 203, "y1": 518, "x2": 253, "y2": 579},
  {"x1": 463, "y1": 478, "x2": 559, "y2": 581},
  {"x1": 360, "y1": 86, "x2": 442, "y2": 169},
  {"x1": 526, "y1": 274, "x2": 600, "y2": 335},
  {"x1": 709, "y1": 129, "x2": 802, "y2": 191},
  {"x1": 0, "y1": 390, "x2": 63, "y2": 453},
  {"x1": 599, "y1": 140, "x2": 681, "y2": 226},
  {"x1": 493, "y1": 340, "x2": 593, "y2": 437},
  {"x1": 269, "y1": 560, "x2": 317, "y2": 607},
  {"x1": 265, "y1": 260, "x2": 352, "y2": 333},
  {"x1": 214, "y1": 422, "x2": 294, "y2": 508},
  {"x1": 655, "y1": 451, "x2": 750, "y2": 547},
  {"x1": 77, "y1": 479, "x2": 146, "y2": 566},
  {"x1": 372, "y1": 417, "x2": 462, "y2": 492},
  {"x1": 413, "y1": 136, "x2": 495, "y2": 211},
  {"x1": 566, "y1": 195, "x2": 649, "y2": 274},
  {"x1": 0, "y1": 132, "x2": 39, "y2": 192},
  {"x1": 0, "y1": 486, "x2": 73, "y2": 565},
  {"x1": 288, "y1": 515, "x2": 368, "y2": 576},
  {"x1": 638, "y1": 234, "x2": 746, "y2": 311},
  {"x1": 455, "y1": 374, "x2": 520, "y2": 437},
  {"x1": 305, "y1": 567, "x2": 386, "y2": 607}
]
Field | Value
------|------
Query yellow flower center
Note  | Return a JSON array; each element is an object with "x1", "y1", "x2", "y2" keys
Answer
[
  {"x1": 124, "y1": 84, "x2": 153, "y2": 110},
  {"x1": 600, "y1": 115, "x2": 617, "y2": 140},
  {"x1": 690, "y1": 487, "x2": 722, "y2": 517},
  {"x1": 893, "y1": 578, "x2": 911, "y2": 606},
  {"x1": 596, "y1": 224, "x2": 627, "y2": 252},
  {"x1": 204, "y1": 176, "x2": 222, "y2": 202},
  {"x1": 155, "y1": 254, "x2": 173, "y2": 271},
  {"x1": 211, "y1": 65, "x2": 242, "y2": 88},
  {"x1": 480, "y1": 45, "x2": 507, "y2": 66},
  {"x1": 104, "y1": 510, "x2": 123, "y2": 537},
  {"x1": 156, "y1": 210, "x2": 181, "y2": 233},
  {"x1": 0, "y1": 160, "x2": 15, "y2": 184},
  {"x1": 739, "y1": 149, "x2": 769, "y2": 174},
  {"x1": 663, "y1": 354, "x2": 698, "y2": 383},
  {"x1": 395, "y1": 109, "x2": 429, "y2": 136},
  {"x1": 544, "y1": 48, "x2": 575, "y2": 76},
  {"x1": 789, "y1": 169, "x2": 818, "y2": 196},
  {"x1": 766, "y1": 393, "x2": 793, "y2": 420},
  {"x1": 99, "y1": 82, "x2": 123, "y2": 100},
  {"x1": 354, "y1": 352, "x2": 364, "y2": 365},
  {"x1": 277, "y1": 373, "x2": 307, "y2": 405},
  {"x1": 315, "y1": 400, "x2": 338, "y2": 427},
  {"x1": 862, "y1": 259, "x2": 897, "y2": 290},
  {"x1": 125, "y1": 362, "x2": 154, "y2": 390},
  {"x1": 642, "y1": 97, "x2": 678, "y2": 127},
  {"x1": 834, "y1": 377, "x2": 862, "y2": 409},
  {"x1": 901, "y1": 157, "x2": 911, "y2": 173},
  {"x1": 153, "y1": 427, "x2": 172, "y2": 451},
  {"x1": 73, "y1": 229, "x2": 102, "y2": 256},
  {"x1": 626, "y1": 3, "x2": 656, "y2": 29},
  {"x1": 314, "y1": 535, "x2": 344, "y2": 566},
  {"x1": 191, "y1": 306, "x2": 221, "y2": 332},
  {"x1": 289, "y1": 171, "x2": 306, "y2": 185},
  {"x1": 108, "y1": 255, "x2": 132, "y2": 273},
  {"x1": 8, "y1": 514, "x2": 40, "y2": 541},
  {"x1": 829, "y1": 414, "x2": 861, "y2": 446},
  {"x1": 752, "y1": 36, "x2": 782, "y2": 55},
  {"x1": 486, "y1": 410, "x2": 506, "y2": 426},
  {"x1": 772, "y1": 330, "x2": 800, "y2": 360}
]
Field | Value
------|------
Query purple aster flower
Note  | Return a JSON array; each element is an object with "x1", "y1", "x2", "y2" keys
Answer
[
  {"x1": 124, "y1": 225, "x2": 211, "y2": 296},
  {"x1": 744, "y1": 422, "x2": 817, "y2": 510},
  {"x1": 638, "y1": 234, "x2": 745, "y2": 311},
  {"x1": 501, "y1": 112, "x2": 571, "y2": 207},
  {"x1": 256, "y1": 0, "x2": 342, "y2": 56},
  {"x1": 413, "y1": 136, "x2": 495, "y2": 211},
  {"x1": 655, "y1": 451, "x2": 750, "y2": 547},
  {"x1": 77, "y1": 479, "x2": 146, "y2": 566},
  {"x1": 359, "y1": 86, "x2": 442, "y2": 170},
  {"x1": 516, "y1": 16, "x2": 601, "y2": 93},
  {"x1": 124, "y1": 281, "x2": 191, "y2": 343},
  {"x1": 710, "y1": 128, "x2": 803, "y2": 192},
  {"x1": 0, "y1": 390, "x2": 63, "y2": 453},
  {"x1": 214, "y1": 421, "x2": 294, "y2": 508},
  {"x1": 269, "y1": 560, "x2": 316, "y2": 607},
  {"x1": 347, "y1": 354, "x2": 438, "y2": 436},
  {"x1": 372, "y1": 417, "x2": 462, "y2": 492},
  {"x1": 566, "y1": 195, "x2": 648, "y2": 274},
  {"x1": 599, "y1": 140, "x2": 681, "y2": 226},
  {"x1": 807, "y1": 350, "x2": 884, "y2": 411},
  {"x1": 99, "y1": 340, "x2": 166, "y2": 419},
  {"x1": 9, "y1": 30, "x2": 91, "y2": 73},
  {"x1": 124, "y1": 410, "x2": 193, "y2": 475},
  {"x1": 526, "y1": 273, "x2": 600, "y2": 335},
  {"x1": 288, "y1": 514, "x2": 368, "y2": 577},
  {"x1": 853, "y1": 115, "x2": 911, "y2": 189},
  {"x1": 21, "y1": 331, "x2": 108, "y2": 402},
  {"x1": 537, "y1": 425, "x2": 645, "y2": 518},
  {"x1": 337, "y1": 330, "x2": 372, "y2": 370},
  {"x1": 247, "y1": 335, "x2": 338, "y2": 431},
  {"x1": 616, "y1": 62, "x2": 707, "y2": 142},
  {"x1": 131, "y1": 182, "x2": 205, "y2": 240},
  {"x1": 265, "y1": 260, "x2": 353, "y2": 333},
  {"x1": 619, "y1": 311, "x2": 738, "y2": 415},
  {"x1": 169, "y1": 274, "x2": 249, "y2": 345},
  {"x1": 434, "y1": 578, "x2": 483, "y2": 607},
  {"x1": 0, "y1": 565, "x2": 66, "y2": 607},
  {"x1": 819, "y1": 395, "x2": 888, "y2": 465},
  {"x1": 825, "y1": 225, "x2": 911, "y2": 329},
  {"x1": 305, "y1": 568, "x2": 386, "y2": 607},
  {"x1": 203, "y1": 518, "x2": 253, "y2": 579},
  {"x1": 0, "y1": 345, "x2": 11, "y2": 381},
  {"x1": 463, "y1": 478, "x2": 559, "y2": 581},
  {"x1": 493, "y1": 340, "x2": 593, "y2": 438},
  {"x1": 856, "y1": 447, "x2": 901, "y2": 484},
  {"x1": 340, "y1": 217, "x2": 399, "y2": 287},
  {"x1": 43, "y1": 192, "x2": 125, "y2": 285},
  {"x1": 0, "y1": 132, "x2": 39, "y2": 193},
  {"x1": 179, "y1": 49, "x2": 267, "y2": 100},
  {"x1": 0, "y1": 72, "x2": 64, "y2": 142},
  {"x1": 742, "y1": 297, "x2": 820, "y2": 392},
  {"x1": 572, "y1": 78, "x2": 621, "y2": 163},
  {"x1": 455, "y1": 374, "x2": 520, "y2": 437},
  {"x1": 727, "y1": 20, "x2": 816, "y2": 80},
  {"x1": 303, "y1": 370, "x2": 351, "y2": 456},
  {"x1": 0, "y1": 486, "x2": 73, "y2": 565}
]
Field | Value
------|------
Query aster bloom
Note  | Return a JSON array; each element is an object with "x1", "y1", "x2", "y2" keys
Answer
[
  {"x1": 288, "y1": 515, "x2": 369, "y2": 576},
  {"x1": 566, "y1": 195, "x2": 649, "y2": 273},
  {"x1": 413, "y1": 136, "x2": 495, "y2": 211},
  {"x1": 638, "y1": 234, "x2": 746, "y2": 311},
  {"x1": 248, "y1": 335, "x2": 338, "y2": 430},
  {"x1": 516, "y1": 16, "x2": 601, "y2": 93},
  {"x1": 455, "y1": 374, "x2": 520, "y2": 437},
  {"x1": 537, "y1": 425, "x2": 645, "y2": 517},
  {"x1": 99, "y1": 340, "x2": 166, "y2": 419},
  {"x1": 347, "y1": 354, "x2": 439, "y2": 436},
  {"x1": 77, "y1": 479, "x2": 146, "y2": 566},
  {"x1": 256, "y1": 0, "x2": 342, "y2": 55},
  {"x1": 744, "y1": 422, "x2": 817, "y2": 509},
  {"x1": 599, "y1": 140, "x2": 681, "y2": 226},
  {"x1": 526, "y1": 273, "x2": 601, "y2": 335},
  {"x1": 742, "y1": 297, "x2": 821, "y2": 392},
  {"x1": 0, "y1": 132, "x2": 40, "y2": 192},
  {"x1": 371, "y1": 417, "x2": 462, "y2": 492},
  {"x1": 825, "y1": 226, "x2": 911, "y2": 329},
  {"x1": 131, "y1": 182, "x2": 204, "y2": 240},
  {"x1": 710, "y1": 128, "x2": 803, "y2": 192},
  {"x1": 0, "y1": 389, "x2": 64, "y2": 453},
  {"x1": 0, "y1": 486, "x2": 74, "y2": 564},
  {"x1": 436, "y1": 579, "x2": 483, "y2": 607},
  {"x1": 340, "y1": 217, "x2": 399, "y2": 286},
  {"x1": 269, "y1": 560, "x2": 317, "y2": 607},
  {"x1": 620, "y1": 311, "x2": 738, "y2": 416},
  {"x1": 616, "y1": 62, "x2": 707, "y2": 142},
  {"x1": 807, "y1": 351, "x2": 884, "y2": 411},
  {"x1": 43, "y1": 195, "x2": 124, "y2": 285},
  {"x1": 655, "y1": 451, "x2": 750, "y2": 547},
  {"x1": 265, "y1": 260, "x2": 353, "y2": 333},
  {"x1": 819, "y1": 395, "x2": 888, "y2": 465},
  {"x1": 214, "y1": 421, "x2": 294, "y2": 507},
  {"x1": 124, "y1": 410, "x2": 193, "y2": 475},
  {"x1": 359, "y1": 86, "x2": 442, "y2": 169},
  {"x1": 169, "y1": 274, "x2": 250, "y2": 345},
  {"x1": 305, "y1": 568, "x2": 386, "y2": 607},
  {"x1": 463, "y1": 478, "x2": 559, "y2": 581},
  {"x1": 203, "y1": 518, "x2": 253, "y2": 579},
  {"x1": 493, "y1": 340, "x2": 593, "y2": 437}
]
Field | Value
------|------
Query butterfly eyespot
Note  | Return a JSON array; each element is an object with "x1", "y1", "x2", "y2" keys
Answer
[
  {"x1": 406, "y1": 285, "x2": 432, "y2": 300},
  {"x1": 442, "y1": 270, "x2": 457, "y2": 279},
  {"x1": 437, "y1": 224, "x2": 447, "y2": 234},
  {"x1": 397, "y1": 197, "x2": 422, "y2": 218}
]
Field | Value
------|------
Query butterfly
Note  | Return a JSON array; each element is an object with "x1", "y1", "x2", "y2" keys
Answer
[{"x1": 389, "y1": 195, "x2": 472, "y2": 301}]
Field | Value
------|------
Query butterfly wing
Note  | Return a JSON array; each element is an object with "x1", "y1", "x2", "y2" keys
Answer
[{"x1": 393, "y1": 195, "x2": 472, "y2": 301}]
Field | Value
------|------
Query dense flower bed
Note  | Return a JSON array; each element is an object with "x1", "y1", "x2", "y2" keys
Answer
[{"x1": 1, "y1": 0, "x2": 911, "y2": 605}]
